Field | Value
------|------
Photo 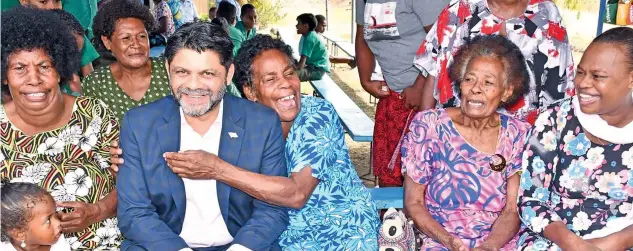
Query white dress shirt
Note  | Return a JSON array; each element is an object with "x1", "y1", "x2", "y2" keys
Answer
[
  {"x1": 179, "y1": 0, "x2": 198, "y2": 24},
  {"x1": 178, "y1": 100, "x2": 238, "y2": 249}
]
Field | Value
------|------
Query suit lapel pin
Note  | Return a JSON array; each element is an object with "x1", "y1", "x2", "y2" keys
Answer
[{"x1": 228, "y1": 132, "x2": 238, "y2": 138}]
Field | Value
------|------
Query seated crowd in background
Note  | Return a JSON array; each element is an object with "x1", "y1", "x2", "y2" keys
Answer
[{"x1": 1, "y1": 0, "x2": 633, "y2": 250}]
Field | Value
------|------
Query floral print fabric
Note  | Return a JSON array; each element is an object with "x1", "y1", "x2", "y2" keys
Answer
[
  {"x1": 401, "y1": 109, "x2": 530, "y2": 250},
  {"x1": 517, "y1": 98, "x2": 633, "y2": 250},
  {"x1": 413, "y1": 0, "x2": 574, "y2": 121},
  {"x1": 0, "y1": 97, "x2": 121, "y2": 250},
  {"x1": 279, "y1": 96, "x2": 380, "y2": 251}
]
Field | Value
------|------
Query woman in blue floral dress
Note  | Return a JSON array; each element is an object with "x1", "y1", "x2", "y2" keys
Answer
[
  {"x1": 517, "y1": 27, "x2": 633, "y2": 251},
  {"x1": 199, "y1": 34, "x2": 380, "y2": 250}
]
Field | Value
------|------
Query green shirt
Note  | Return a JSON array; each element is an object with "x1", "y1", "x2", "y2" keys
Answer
[
  {"x1": 299, "y1": 31, "x2": 330, "y2": 72},
  {"x1": 81, "y1": 35, "x2": 100, "y2": 67},
  {"x1": 235, "y1": 21, "x2": 256, "y2": 40},
  {"x1": 228, "y1": 25, "x2": 245, "y2": 57},
  {"x1": 1, "y1": 0, "x2": 19, "y2": 11},
  {"x1": 62, "y1": 0, "x2": 98, "y2": 39},
  {"x1": 82, "y1": 58, "x2": 172, "y2": 121}
]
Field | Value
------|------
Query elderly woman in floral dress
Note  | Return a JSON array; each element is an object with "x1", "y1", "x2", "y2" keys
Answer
[{"x1": 402, "y1": 35, "x2": 531, "y2": 251}]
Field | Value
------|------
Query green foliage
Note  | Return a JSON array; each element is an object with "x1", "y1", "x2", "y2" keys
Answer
[
  {"x1": 250, "y1": 0, "x2": 286, "y2": 29},
  {"x1": 553, "y1": 0, "x2": 595, "y2": 12},
  {"x1": 199, "y1": 13, "x2": 210, "y2": 21}
]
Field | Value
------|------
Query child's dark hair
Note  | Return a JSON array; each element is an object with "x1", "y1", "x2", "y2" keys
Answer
[
  {"x1": 1, "y1": 182, "x2": 51, "y2": 242},
  {"x1": 50, "y1": 9, "x2": 85, "y2": 37},
  {"x1": 297, "y1": 13, "x2": 317, "y2": 31}
]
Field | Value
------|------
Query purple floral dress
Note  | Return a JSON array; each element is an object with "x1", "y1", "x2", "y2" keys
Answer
[
  {"x1": 518, "y1": 98, "x2": 633, "y2": 250},
  {"x1": 401, "y1": 109, "x2": 530, "y2": 250}
]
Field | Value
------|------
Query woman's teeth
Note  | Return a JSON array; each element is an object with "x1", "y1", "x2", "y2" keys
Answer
[
  {"x1": 467, "y1": 100, "x2": 484, "y2": 107},
  {"x1": 280, "y1": 95, "x2": 294, "y2": 101},
  {"x1": 578, "y1": 93, "x2": 599, "y2": 103},
  {"x1": 25, "y1": 92, "x2": 45, "y2": 97}
]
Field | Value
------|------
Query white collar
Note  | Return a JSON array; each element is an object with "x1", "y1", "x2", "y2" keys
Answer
[{"x1": 573, "y1": 96, "x2": 633, "y2": 144}]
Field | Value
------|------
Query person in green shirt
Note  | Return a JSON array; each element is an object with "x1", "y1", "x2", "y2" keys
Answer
[
  {"x1": 62, "y1": 0, "x2": 97, "y2": 40},
  {"x1": 217, "y1": 1, "x2": 245, "y2": 58},
  {"x1": 296, "y1": 13, "x2": 330, "y2": 81},
  {"x1": 235, "y1": 4, "x2": 257, "y2": 40},
  {"x1": 11, "y1": 0, "x2": 100, "y2": 95}
]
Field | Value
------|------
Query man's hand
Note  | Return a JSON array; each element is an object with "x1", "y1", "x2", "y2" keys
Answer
[
  {"x1": 109, "y1": 140, "x2": 124, "y2": 173},
  {"x1": 400, "y1": 84, "x2": 424, "y2": 110},
  {"x1": 163, "y1": 150, "x2": 225, "y2": 179},
  {"x1": 362, "y1": 80, "x2": 389, "y2": 99},
  {"x1": 57, "y1": 201, "x2": 101, "y2": 233}
]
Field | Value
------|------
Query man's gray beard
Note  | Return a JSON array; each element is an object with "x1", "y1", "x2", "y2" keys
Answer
[{"x1": 174, "y1": 84, "x2": 227, "y2": 117}]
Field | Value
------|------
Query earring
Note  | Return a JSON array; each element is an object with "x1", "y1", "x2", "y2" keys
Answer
[{"x1": 20, "y1": 240, "x2": 26, "y2": 248}]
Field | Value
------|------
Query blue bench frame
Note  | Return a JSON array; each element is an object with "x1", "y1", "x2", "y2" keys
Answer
[
  {"x1": 278, "y1": 30, "x2": 374, "y2": 142},
  {"x1": 369, "y1": 187, "x2": 404, "y2": 209},
  {"x1": 279, "y1": 29, "x2": 404, "y2": 209}
]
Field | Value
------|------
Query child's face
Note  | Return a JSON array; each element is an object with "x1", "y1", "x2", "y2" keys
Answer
[
  {"x1": 242, "y1": 9, "x2": 257, "y2": 30},
  {"x1": 25, "y1": 195, "x2": 62, "y2": 246},
  {"x1": 295, "y1": 21, "x2": 309, "y2": 35},
  {"x1": 20, "y1": 0, "x2": 61, "y2": 10}
]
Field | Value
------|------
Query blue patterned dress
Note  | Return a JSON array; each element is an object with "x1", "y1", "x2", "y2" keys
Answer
[{"x1": 278, "y1": 96, "x2": 380, "y2": 251}]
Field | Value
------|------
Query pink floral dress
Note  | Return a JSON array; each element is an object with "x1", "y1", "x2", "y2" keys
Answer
[{"x1": 401, "y1": 109, "x2": 530, "y2": 250}]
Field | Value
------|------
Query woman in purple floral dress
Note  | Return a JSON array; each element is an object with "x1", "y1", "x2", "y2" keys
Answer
[
  {"x1": 402, "y1": 35, "x2": 531, "y2": 251},
  {"x1": 518, "y1": 27, "x2": 633, "y2": 251}
]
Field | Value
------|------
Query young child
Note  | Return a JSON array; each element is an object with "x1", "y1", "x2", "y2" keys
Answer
[
  {"x1": 235, "y1": 4, "x2": 257, "y2": 40},
  {"x1": 1, "y1": 182, "x2": 70, "y2": 251},
  {"x1": 314, "y1": 14, "x2": 357, "y2": 69},
  {"x1": 295, "y1": 13, "x2": 330, "y2": 81}
]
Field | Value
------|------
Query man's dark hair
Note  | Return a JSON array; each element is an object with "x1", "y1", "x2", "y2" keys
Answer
[
  {"x1": 234, "y1": 34, "x2": 297, "y2": 94},
  {"x1": 50, "y1": 9, "x2": 84, "y2": 37},
  {"x1": 93, "y1": 0, "x2": 155, "y2": 49},
  {"x1": 1, "y1": 7, "x2": 80, "y2": 97},
  {"x1": 241, "y1": 3, "x2": 255, "y2": 17},
  {"x1": 449, "y1": 35, "x2": 530, "y2": 107},
  {"x1": 315, "y1": 14, "x2": 326, "y2": 25},
  {"x1": 164, "y1": 22, "x2": 234, "y2": 70},
  {"x1": 217, "y1": 1, "x2": 237, "y2": 25},
  {"x1": 209, "y1": 6, "x2": 217, "y2": 13},
  {"x1": 1, "y1": 182, "x2": 51, "y2": 243},
  {"x1": 593, "y1": 27, "x2": 633, "y2": 71},
  {"x1": 296, "y1": 13, "x2": 317, "y2": 31}
]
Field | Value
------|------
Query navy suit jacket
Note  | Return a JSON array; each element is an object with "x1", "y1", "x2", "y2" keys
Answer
[{"x1": 117, "y1": 95, "x2": 289, "y2": 251}]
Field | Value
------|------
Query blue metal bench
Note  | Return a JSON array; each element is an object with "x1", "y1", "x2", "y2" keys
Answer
[
  {"x1": 279, "y1": 29, "x2": 374, "y2": 142},
  {"x1": 279, "y1": 29, "x2": 404, "y2": 208},
  {"x1": 369, "y1": 187, "x2": 404, "y2": 209}
]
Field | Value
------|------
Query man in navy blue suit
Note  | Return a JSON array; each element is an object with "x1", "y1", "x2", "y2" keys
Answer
[{"x1": 116, "y1": 22, "x2": 289, "y2": 251}]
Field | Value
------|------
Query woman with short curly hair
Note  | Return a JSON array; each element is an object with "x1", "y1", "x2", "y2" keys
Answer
[
  {"x1": 402, "y1": 35, "x2": 531, "y2": 251},
  {"x1": 181, "y1": 34, "x2": 381, "y2": 250},
  {"x1": 82, "y1": 0, "x2": 171, "y2": 122},
  {"x1": 0, "y1": 7, "x2": 120, "y2": 249}
]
